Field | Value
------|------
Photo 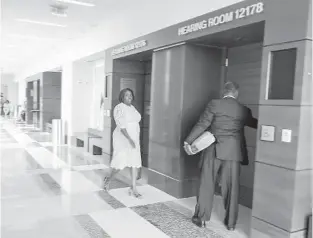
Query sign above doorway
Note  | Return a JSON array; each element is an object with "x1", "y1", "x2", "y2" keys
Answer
[
  {"x1": 178, "y1": 2, "x2": 264, "y2": 36},
  {"x1": 112, "y1": 40, "x2": 147, "y2": 56}
]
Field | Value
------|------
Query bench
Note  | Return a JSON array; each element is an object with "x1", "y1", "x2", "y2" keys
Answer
[
  {"x1": 75, "y1": 128, "x2": 103, "y2": 154},
  {"x1": 89, "y1": 137, "x2": 103, "y2": 155},
  {"x1": 87, "y1": 128, "x2": 106, "y2": 155}
]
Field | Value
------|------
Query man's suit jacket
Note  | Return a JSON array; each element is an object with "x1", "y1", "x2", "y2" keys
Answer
[{"x1": 185, "y1": 97, "x2": 258, "y2": 164}]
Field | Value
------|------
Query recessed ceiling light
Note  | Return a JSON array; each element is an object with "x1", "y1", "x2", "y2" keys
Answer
[
  {"x1": 15, "y1": 18, "x2": 67, "y2": 27},
  {"x1": 6, "y1": 45, "x2": 18, "y2": 48},
  {"x1": 4, "y1": 58, "x2": 17, "y2": 61},
  {"x1": 51, "y1": 11, "x2": 67, "y2": 17},
  {"x1": 51, "y1": 12, "x2": 67, "y2": 17},
  {"x1": 50, "y1": 4, "x2": 68, "y2": 17},
  {"x1": 56, "y1": 0, "x2": 95, "y2": 7},
  {"x1": 8, "y1": 34, "x2": 62, "y2": 41}
]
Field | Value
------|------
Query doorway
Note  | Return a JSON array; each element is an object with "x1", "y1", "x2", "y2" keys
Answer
[
  {"x1": 111, "y1": 51, "x2": 153, "y2": 168},
  {"x1": 187, "y1": 21, "x2": 264, "y2": 208},
  {"x1": 224, "y1": 43, "x2": 262, "y2": 208}
]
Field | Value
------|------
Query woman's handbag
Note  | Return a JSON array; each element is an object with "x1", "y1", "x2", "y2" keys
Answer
[{"x1": 189, "y1": 131, "x2": 216, "y2": 155}]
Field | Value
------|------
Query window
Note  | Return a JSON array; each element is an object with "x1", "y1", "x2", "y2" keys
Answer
[{"x1": 267, "y1": 48, "x2": 297, "y2": 100}]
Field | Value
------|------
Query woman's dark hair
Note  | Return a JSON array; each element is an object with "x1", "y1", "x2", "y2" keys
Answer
[{"x1": 119, "y1": 88, "x2": 135, "y2": 103}]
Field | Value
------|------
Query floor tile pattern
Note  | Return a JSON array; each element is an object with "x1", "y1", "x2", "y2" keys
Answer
[
  {"x1": 38, "y1": 173, "x2": 64, "y2": 195},
  {"x1": 75, "y1": 214, "x2": 111, "y2": 238},
  {"x1": 132, "y1": 203, "x2": 223, "y2": 238},
  {"x1": 0, "y1": 119, "x2": 259, "y2": 238},
  {"x1": 95, "y1": 190, "x2": 126, "y2": 209},
  {"x1": 26, "y1": 132, "x2": 52, "y2": 142}
]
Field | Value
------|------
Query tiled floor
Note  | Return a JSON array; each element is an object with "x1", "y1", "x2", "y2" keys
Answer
[{"x1": 0, "y1": 119, "x2": 267, "y2": 238}]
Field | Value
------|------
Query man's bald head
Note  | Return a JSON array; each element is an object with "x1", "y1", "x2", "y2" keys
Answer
[{"x1": 223, "y1": 81, "x2": 239, "y2": 99}]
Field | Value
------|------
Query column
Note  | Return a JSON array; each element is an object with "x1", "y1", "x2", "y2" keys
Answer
[
  {"x1": 148, "y1": 44, "x2": 223, "y2": 198},
  {"x1": 40, "y1": 72, "x2": 62, "y2": 131},
  {"x1": 251, "y1": 0, "x2": 312, "y2": 237},
  {"x1": 61, "y1": 61, "x2": 94, "y2": 144},
  {"x1": 26, "y1": 81, "x2": 34, "y2": 124}
]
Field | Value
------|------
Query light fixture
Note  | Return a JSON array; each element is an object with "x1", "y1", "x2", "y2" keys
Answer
[
  {"x1": 51, "y1": 11, "x2": 67, "y2": 17},
  {"x1": 56, "y1": 0, "x2": 95, "y2": 7},
  {"x1": 50, "y1": 4, "x2": 68, "y2": 17},
  {"x1": 6, "y1": 45, "x2": 18, "y2": 48},
  {"x1": 4, "y1": 58, "x2": 17, "y2": 61},
  {"x1": 8, "y1": 34, "x2": 62, "y2": 41},
  {"x1": 15, "y1": 18, "x2": 67, "y2": 27}
]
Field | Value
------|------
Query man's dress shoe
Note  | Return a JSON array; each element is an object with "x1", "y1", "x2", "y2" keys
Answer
[{"x1": 191, "y1": 216, "x2": 206, "y2": 228}]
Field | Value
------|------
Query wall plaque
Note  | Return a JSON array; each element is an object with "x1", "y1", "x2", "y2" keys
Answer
[
  {"x1": 120, "y1": 78, "x2": 137, "y2": 96},
  {"x1": 281, "y1": 129, "x2": 292, "y2": 143},
  {"x1": 145, "y1": 105, "x2": 151, "y2": 115},
  {"x1": 260, "y1": 125, "x2": 275, "y2": 142},
  {"x1": 103, "y1": 109, "x2": 111, "y2": 117}
]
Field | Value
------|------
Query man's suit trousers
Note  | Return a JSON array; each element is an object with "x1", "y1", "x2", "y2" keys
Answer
[{"x1": 194, "y1": 155, "x2": 240, "y2": 228}]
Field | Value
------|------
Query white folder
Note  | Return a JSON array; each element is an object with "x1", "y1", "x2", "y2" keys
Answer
[{"x1": 189, "y1": 131, "x2": 216, "y2": 155}]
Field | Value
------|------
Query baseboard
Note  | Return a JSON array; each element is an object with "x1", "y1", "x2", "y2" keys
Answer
[
  {"x1": 145, "y1": 168, "x2": 198, "y2": 198},
  {"x1": 251, "y1": 217, "x2": 307, "y2": 238},
  {"x1": 239, "y1": 185, "x2": 253, "y2": 209}
]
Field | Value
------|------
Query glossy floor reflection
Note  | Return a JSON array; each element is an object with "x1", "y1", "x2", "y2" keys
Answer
[{"x1": 1, "y1": 119, "x2": 267, "y2": 238}]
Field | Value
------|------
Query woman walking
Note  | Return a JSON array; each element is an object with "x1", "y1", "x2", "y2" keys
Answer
[
  {"x1": 3, "y1": 100, "x2": 11, "y2": 118},
  {"x1": 103, "y1": 88, "x2": 142, "y2": 198}
]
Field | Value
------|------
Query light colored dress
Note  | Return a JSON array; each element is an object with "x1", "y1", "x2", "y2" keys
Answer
[
  {"x1": 3, "y1": 103, "x2": 10, "y2": 116},
  {"x1": 111, "y1": 103, "x2": 142, "y2": 170}
]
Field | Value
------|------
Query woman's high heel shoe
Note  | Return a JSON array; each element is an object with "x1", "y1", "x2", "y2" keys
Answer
[{"x1": 128, "y1": 188, "x2": 142, "y2": 198}]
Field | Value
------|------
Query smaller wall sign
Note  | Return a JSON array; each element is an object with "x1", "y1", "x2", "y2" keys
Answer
[
  {"x1": 145, "y1": 105, "x2": 151, "y2": 115},
  {"x1": 103, "y1": 109, "x2": 111, "y2": 117},
  {"x1": 281, "y1": 129, "x2": 292, "y2": 143},
  {"x1": 112, "y1": 40, "x2": 147, "y2": 56},
  {"x1": 260, "y1": 125, "x2": 275, "y2": 142}
]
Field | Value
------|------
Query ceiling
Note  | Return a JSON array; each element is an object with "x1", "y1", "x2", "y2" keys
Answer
[
  {"x1": 0, "y1": 0, "x2": 246, "y2": 78},
  {"x1": 0, "y1": 0, "x2": 117, "y2": 74}
]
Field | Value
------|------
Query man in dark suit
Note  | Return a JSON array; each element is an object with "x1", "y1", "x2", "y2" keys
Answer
[{"x1": 184, "y1": 81, "x2": 258, "y2": 230}]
